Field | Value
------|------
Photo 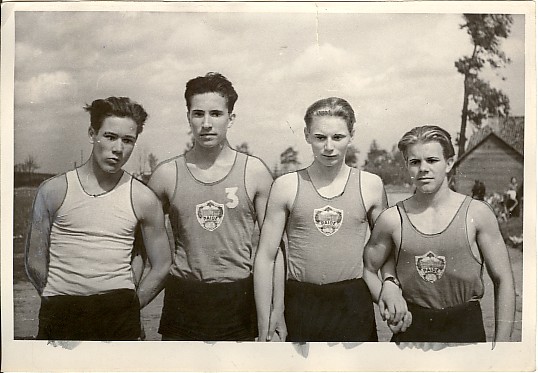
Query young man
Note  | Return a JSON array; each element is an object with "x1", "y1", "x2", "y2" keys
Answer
[
  {"x1": 148, "y1": 72, "x2": 279, "y2": 341},
  {"x1": 254, "y1": 97, "x2": 408, "y2": 342},
  {"x1": 25, "y1": 97, "x2": 172, "y2": 341},
  {"x1": 363, "y1": 125, "x2": 516, "y2": 342}
]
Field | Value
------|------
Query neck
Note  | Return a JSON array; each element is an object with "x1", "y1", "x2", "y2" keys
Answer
[
  {"x1": 81, "y1": 154, "x2": 123, "y2": 183},
  {"x1": 413, "y1": 179, "x2": 452, "y2": 207},
  {"x1": 309, "y1": 159, "x2": 349, "y2": 183},
  {"x1": 190, "y1": 141, "x2": 232, "y2": 164}
]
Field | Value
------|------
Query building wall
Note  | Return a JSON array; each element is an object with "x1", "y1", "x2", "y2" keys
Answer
[{"x1": 454, "y1": 136, "x2": 523, "y2": 196}]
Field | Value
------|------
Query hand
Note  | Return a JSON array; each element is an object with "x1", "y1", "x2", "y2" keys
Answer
[
  {"x1": 269, "y1": 313, "x2": 287, "y2": 342},
  {"x1": 387, "y1": 310, "x2": 412, "y2": 334},
  {"x1": 378, "y1": 281, "x2": 407, "y2": 324}
]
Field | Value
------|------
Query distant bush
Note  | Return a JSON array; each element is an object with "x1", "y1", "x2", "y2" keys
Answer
[{"x1": 14, "y1": 172, "x2": 55, "y2": 188}]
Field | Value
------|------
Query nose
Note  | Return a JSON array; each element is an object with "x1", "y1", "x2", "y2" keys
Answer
[
  {"x1": 324, "y1": 138, "x2": 334, "y2": 152},
  {"x1": 201, "y1": 114, "x2": 212, "y2": 129},
  {"x1": 418, "y1": 160, "x2": 429, "y2": 172},
  {"x1": 112, "y1": 139, "x2": 123, "y2": 153}
]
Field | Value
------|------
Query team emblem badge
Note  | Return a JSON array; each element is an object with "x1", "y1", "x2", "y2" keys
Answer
[
  {"x1": 415, "y1": 251, "x2": 446, "y2": 283},
  {"x1": 196, "y1": 200, "x2": 225, "y2": 231},
  {"x1": 313, "y1": 205, "x2": 344, "y2": 236}
]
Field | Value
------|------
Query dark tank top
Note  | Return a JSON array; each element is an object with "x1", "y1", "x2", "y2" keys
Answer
[
  {"x1": 395, "y1": 196, "x2": 484, "y2": 309},
  {"x1": 286, "y1": 168, "x2": 369, "y2": 285},
  {"x1": 168, "y1": 152, "x2": 256, "y2": 282}
]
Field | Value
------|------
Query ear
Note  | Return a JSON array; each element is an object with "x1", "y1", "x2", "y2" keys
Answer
[
  {"x1": 304, "y1": 127, "x2": 311, "y2": 144},
  {"x1": 349, "y1": 128, "x2": 355, "y2": 142},
  {"x1": 445, "y1": 156, "x2": 455, "y2": 173},
  {"x1": 88, "y1": 126, "x2": 96, "y2": 144},
  {"x1": 227, "y1": 113, "x2": 235, "y2": 128}
]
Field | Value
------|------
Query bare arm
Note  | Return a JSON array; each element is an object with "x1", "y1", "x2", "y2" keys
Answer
[
  {"x1": 472, "y1": 201, "x2": 516, "y2": 342},
  {"x1": 25, "y1": 176, "x2": 66, "y2": 295},
  {"x1": 253, "y1": 175, "x2": 294, "y2": 342},
  {"x1": 132, "y1": 182, "x2": 172, "y2": 309}
]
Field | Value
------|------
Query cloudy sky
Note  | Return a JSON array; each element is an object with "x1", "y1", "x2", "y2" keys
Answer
[{"x1": 11, "y1": 5, "x2": 526, "y2": 174}]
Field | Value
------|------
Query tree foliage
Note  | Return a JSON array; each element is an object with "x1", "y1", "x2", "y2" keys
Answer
[
  {"x1": 15, "y1": 154, "x2": 40, "y2": 173},
  {"x1": 345, "y1": 144, "x2": 360, "y2": 167},
  {"x1": 235, "y1": 142, "x2": 252, "y2": 155},
  {"x1": 276, "y1": 146, "x2": 300, "y2": 176},
  {"x1": 455, "y1": 14, "x2": 513, "y2": 157},
  {"x1": 148, "y1": 153, "x2": 159, "y2": 173},
  {"x1": 362, "y1": 141, "x2": 410, "y2": 185}
]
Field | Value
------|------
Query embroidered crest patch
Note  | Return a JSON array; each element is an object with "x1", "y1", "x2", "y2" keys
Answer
[
  {"x1": 415, "y1": 251, "x2": 446, "y2": 283},
  {"x1": 313, "y1": 205, "x2": 344, "y2": 236},
  {"x1": 196, "y1": 200, "x2": 225, "y2": 231}
]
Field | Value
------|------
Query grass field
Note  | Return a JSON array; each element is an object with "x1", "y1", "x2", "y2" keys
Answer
[{"x1": 12, "y1": 187, "x2": 523, "y2": 341}]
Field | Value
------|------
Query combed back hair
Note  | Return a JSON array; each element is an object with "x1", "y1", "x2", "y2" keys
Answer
[
  {"x1": 185, "y1": 72, "x2": 238, "y2": 113},
  {"x1": 397, "y1": 125, "x2": 455, "y2": 160},
  {"x1": 304, "y1": 97, "x2": 356, "y2": 133},
  {"x1": 84, "y1": 97, "x2": 148, "y2": 135}
]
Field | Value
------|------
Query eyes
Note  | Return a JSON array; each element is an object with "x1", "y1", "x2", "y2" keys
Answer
[
  {"x1": 313, "y1": 134, "x2": 347, "y2": 141},
  {"x1": 408, "y1": 158, "x2": 441, "y2": 166},
  {"x1": 191, "y1": 110, "x2": 225, "y2": 118},
  {"x1": 103, "y1": 133, "x2": 136, "y2": 145}
]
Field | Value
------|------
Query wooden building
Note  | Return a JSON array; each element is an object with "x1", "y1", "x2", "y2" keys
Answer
[{"x1": 452, "y1": 116, "x2": 524, "y2": 196}]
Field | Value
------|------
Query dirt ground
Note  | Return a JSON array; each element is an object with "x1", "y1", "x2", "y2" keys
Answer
[{"x1": 13, "y1": 245, "x2": 523, "y2": 342}]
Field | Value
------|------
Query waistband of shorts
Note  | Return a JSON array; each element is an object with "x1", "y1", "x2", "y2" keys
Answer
[
  {"x1": 407, "y1": 300, "x2": 481, "y2": 314},
  {"x1": 286, "y1": 277, "x2": 364, "y2": 288},
  {"x1": 41, "y1": 288, "x2": 137, "y2": 301},
  {"x1": 166, "y1": 275, "x2": 253, "y2": 295}
]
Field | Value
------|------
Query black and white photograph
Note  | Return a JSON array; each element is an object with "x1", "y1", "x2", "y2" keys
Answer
[{"x1": 1, "y1": 1, "x2": 535, "y2": 371}]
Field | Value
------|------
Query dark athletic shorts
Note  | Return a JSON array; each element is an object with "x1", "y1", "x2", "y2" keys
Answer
[
  {"x1": 159, "y1": 275, "x2": 257, "y2": 341},
  {"x1": 285, "y1": 278, "x2": 378, "y2": 342},
  {"x1": 391, "y1": 301, "x2": 486, "y2": 343},
  {"x1": 37, "y1": 289, "x2": 141, "y2": 341}
]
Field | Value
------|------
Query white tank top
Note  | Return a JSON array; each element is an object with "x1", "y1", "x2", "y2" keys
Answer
[{"x1": 42, "y1": 170, "x2": 137, "y2": 296}]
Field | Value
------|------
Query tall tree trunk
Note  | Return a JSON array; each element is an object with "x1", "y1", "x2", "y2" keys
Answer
[{"x1": 457, "y1": 74, "x2": 470, "y2": 159}]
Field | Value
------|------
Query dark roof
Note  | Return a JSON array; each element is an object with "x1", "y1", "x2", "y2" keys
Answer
[{"x1": 455, "y1": 116, "x2": 524, "y2": 165}]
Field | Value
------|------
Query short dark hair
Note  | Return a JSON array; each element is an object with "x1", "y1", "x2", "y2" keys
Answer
[
  {"x1": 304, "y1": 97, "x2": 356, "y2": 133},
  {"x1": 184, "y1": 72, "x2": 238, "y2": 113},
  {"x1": 397, "y1": 125, "x2": 455, "y2": 160},
  {"x1": 84, "y1": 97, "x2": 148, "y2": 135}
]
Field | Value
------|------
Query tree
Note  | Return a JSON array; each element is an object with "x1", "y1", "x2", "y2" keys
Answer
[
  {"x1": 18, "y1": 154, "x2": 40, "y2": 173},
  {"x1": 345, "y1": 144, "x2": 360, "y2": 167},
  {"x1": 363, "y1": 141, "x2": 409, "y2": 185},
  {"x1": 235, "y1": 142, "x2": 252, "y2": 155},
  {"x1": 455, "y1": 14, "x2": 513, "y2": 157},
  {"x1": 148, "y1": 153, "x2": 159, "y2": 173},
  {"x1": 279, "y1": 146, "x2": 300, "y2": 174}
]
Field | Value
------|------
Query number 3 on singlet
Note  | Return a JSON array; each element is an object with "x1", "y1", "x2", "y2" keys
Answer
[{"x1": 225, "y1": 187, "x2": 239, "y2": 208}]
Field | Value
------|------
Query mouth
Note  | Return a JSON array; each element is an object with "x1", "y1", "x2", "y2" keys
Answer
[
  {"x1": 107, "y1": 158, "x2": 120, "y2": 165},
  {"x1": 200, "y1": 133, "x2": 217, "y2": 138}
]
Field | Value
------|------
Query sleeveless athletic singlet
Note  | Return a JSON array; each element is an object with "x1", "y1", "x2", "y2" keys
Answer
[
  {"x1": 286, "y1": 168, "x2": 369, "y2": 285},
  {"x1": 395, "y1": 196, "x2": 484, "y2": 309},
  {"x1": 168, "y1": 152, "x2": 256, "y2": 282},
  {"x1": 42, "y1": 170, "x2": 137, "y2": 296}
]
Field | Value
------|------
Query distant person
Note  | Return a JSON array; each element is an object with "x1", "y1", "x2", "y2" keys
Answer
[
  {"x1": 478, "y1": 181, "x2": 486, "y2": 201},
  {"x1": 471, "y1": 180, "x2": 481, "y2": 199},
  {"x1": 25, "y1": 97, "x2": 172, "y2": 340},
  {"x1": 147, "y1": 72, "x2": 281, "y2": 341},
  {"x1": 254, "y1": 97, "x2": 410, "y2": 342},
  {"x1": 363, "y1": 125, "x2": 515, "y2": 342},
  {"x1": 504, "y1": 177, "x2": 519, "y2": 219}
]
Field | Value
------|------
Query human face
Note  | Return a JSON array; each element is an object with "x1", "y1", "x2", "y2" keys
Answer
[
  {"x1": 188, "y1": 92, "x2": 234, "y2": 148},
  {"x1": 305, "y1": 116, "x2": 353, "y2": 168},
  {"x1": 405, "y1": 141, "x2": 454, "y2": 194},
  {"x1": 89, "y1": 116, "x2": 138, "y2": 174}
]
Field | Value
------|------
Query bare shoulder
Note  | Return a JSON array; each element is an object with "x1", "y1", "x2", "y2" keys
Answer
[
  {"x1": 246, "y1": 155, "x2": 274, "y2": 187},
  {"x1": 131, "y1": 178, "x2": 162, "y2": 218},
  {"x1": 270, "y1": 172, "x2": 298, "y2": 207},
  {"x1": 375, "y1": 205, "x2": 401, "y2": 229},
  {"x1": 147, "y1": 157, "x2": 178, "y2": 195},
  {"x1": 360, "y1": 170, "x2": 384, "y2": 191},
  {"x1": 36, "y1": 173, "x2": 68, "y2": 211},
  {"x1": 468, "y1": 198, "x2": 498, "y2": 228}
]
